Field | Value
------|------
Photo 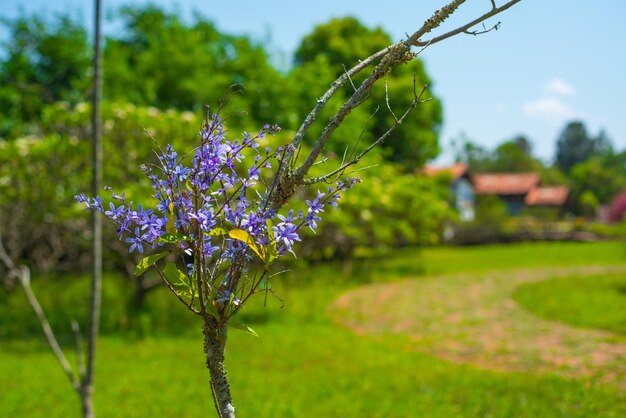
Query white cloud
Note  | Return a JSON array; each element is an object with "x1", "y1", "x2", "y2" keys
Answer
[
  {"x1": 544, "y1": 78, "x2": 575, "y2": 96},
  {"x1": 522, "y1": 96, "x2": 577, "y2": 123}
]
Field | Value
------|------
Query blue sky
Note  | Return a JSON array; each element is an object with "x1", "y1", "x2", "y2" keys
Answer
[{"x1": 2, "y1": 0, "x2": 625, "y2": 164}]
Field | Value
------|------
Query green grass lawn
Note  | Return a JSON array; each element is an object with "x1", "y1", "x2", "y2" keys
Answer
[
  {"x1": 514, "y1": 273, "x2": 626, "y2": 334},
  {"x1": 2, "y1": 241, "x2": 626, "y2": 417}
]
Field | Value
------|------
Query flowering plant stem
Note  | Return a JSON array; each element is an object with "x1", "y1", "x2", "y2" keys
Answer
[{"x1": 204, "y1": 319, "x2": 235, "y2": 418}]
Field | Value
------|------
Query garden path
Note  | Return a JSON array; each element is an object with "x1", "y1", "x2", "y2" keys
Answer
[{"x1": 330, "y1": 265, "x2": 626, "y2": 388}]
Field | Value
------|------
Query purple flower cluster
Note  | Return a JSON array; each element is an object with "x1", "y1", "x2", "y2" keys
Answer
[{"x1": 75, "y1": 115, "x2": 359, "y2": 265}]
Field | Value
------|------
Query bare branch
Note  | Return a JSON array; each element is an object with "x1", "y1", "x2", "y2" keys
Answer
[
  {"x1": 411, "y1": 0, "x2": 522, "y2": 46},
  {"x1": 304, "y1": 82, "x2": 430, "y2": 185},
  {"x1": 347, "y1": 106, "x2": 379, "y2": 163},
  {"x1": 385, "y1": 81, "x2": 399, "y2": 123},
  {"x1": 152, "y1": 263, "x2": 202, "y2": 316},
  {"x1": 72, "y1": 320, "x2": 87, "y2": 379},
  {"x1": 464, "y1": 21, "x2": 501, "y2": 36},
  {"x1": 406, "y1": 0, "x2": 467, "y2": 45},
  {"x1": 292, "y1": 42, "x2": 415, "y2": 181},
  {"x1": 0, "y1": 232, "x2": 81, "y2": 392},
  {"x1": 289, "y1": 46, "x2": 392, "y2": 151},
  {"x1": 342, "y1": 64, "x2": 357, "y2": 92}
]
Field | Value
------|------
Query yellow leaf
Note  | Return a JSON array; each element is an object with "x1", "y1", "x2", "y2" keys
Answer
[
  {"x1": 228, "y1": 229, "x2": 265, "y2": 260},
  {"x1": 166, "y1": 201, "x2": 177, "y2": 234}
]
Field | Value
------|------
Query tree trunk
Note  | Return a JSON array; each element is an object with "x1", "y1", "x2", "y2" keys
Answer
[
  {"x1": 203, "y1": 319, "x2": 235, "y2": 418},
  {"x1": 80, "y1": 387, "x2": 95, "y2": 418}
]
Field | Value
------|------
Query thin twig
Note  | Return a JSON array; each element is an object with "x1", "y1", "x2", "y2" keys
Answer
[
  {"x1": 210, "y1": 378, "x2": 223, "y2": 418},
  {"x1": 385, "y1": 81, "x2": 399, "y2": 123},
  {"x1": 343, "y1": 64, "x2": 357, "y2": 92},
  {"x1": 464, "y1": 21, "x2": 501, "y2": 36},
  {"x1": 152, "y1": 263, "x2": 202, "y2": 315},
  {"x1": 71, "y1": 320, "x2": 86, "y2": 379},
  {"x1": 304, "y1": 84, "x2": 430, "y2": 185},
  {"x1": 0, "y1": 233, "x2": 81, "y2": 391}
]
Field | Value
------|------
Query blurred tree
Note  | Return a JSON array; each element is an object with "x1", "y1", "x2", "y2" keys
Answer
[
  {"x1": 293, "y1": 17, "x2": 442, "y2": 169},
  {"x1": 490, "y1": 135, "x2": 539, "y2": 172},
  {"x1": 295, "y1": 16, "x2": 390, "y2": 68},
  {"x1": 286, "y1": 54, "x2": 379, "y2": 160},
  {"x1": 453, "y1": 134, "x2": 491, "y2": 171},
  {"x1": 555, "y1": 121, "x2": 612, "y2": 172},
  {"x1": 0, "y1": 14, "x2": 91, "y2": 137},
  {"x1": 0, "y1": 6, "x2": 287, "y2": 137},
  {"x1": 569, "y1": 151, "x2": 626, "y2": 212},
  {"x1": 103, "y1": 6, "x2": 286, "y2": 126},
  {"x1": 579, "y1": 190, "x2": 599, "y2": 219},
  {"x1": 455, "y1": 134, "x2": 541, "y2": 173}
]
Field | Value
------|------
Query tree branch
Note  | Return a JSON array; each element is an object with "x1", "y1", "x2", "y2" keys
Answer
[
  {"x1": 292, "y1": 41, "x2": 415, "y2": 181},
  {"x1": 152, "y1": 263, "x2": 202, "y2": 316},
  {"x1": 304, "y1": 81, "x2": 430, "y2": 185},
  {"x1": 0, "y1": 232, "x2": 81, "y2": 392},
  {"x1": 411, "y1": 0, "x2": 522, "y2": 46},
  {"x1": 464, "y1": 21, "x2": 501, "y2": 36}
]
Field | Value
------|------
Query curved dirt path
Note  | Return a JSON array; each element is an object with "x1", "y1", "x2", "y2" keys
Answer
[{"x1": 330, "y1": 265, "x2": 626, "y2": 388}]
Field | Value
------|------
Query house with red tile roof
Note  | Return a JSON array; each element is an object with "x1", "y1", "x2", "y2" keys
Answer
[
  {"x1": 524, "y1": 186, "x2": 570, "y2": 207},
  {"x1": 471, "y1": 172, "x2": 539, "y2": 215},
  {"x1": 424, "y1": 165, "x2": 569, "y2": 218}
]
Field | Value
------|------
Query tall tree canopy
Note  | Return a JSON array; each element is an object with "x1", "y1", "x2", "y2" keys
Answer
[
  {"x1": 555, "y1": 121, "x2": 612, "y2": 172},
  {"x1": 455, "y1": 134, "x2": 540, "y2": 173}
]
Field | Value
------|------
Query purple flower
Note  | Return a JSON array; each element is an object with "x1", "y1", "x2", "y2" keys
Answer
[
  {"x1": 125, "y1": 228, "x2": 144, "y2": 254},
  {"x1": 105, "y1": 202, "x2": 125, "y2": 220},
  {"x1": 306, "y1": 190, "x2": 325, "y2": 214},
  {"x1": 273, "y1": 223, "x2": 300, "y2": 256},
  {"x1": 75, "y1": 193, "x2": 88, "y2": 206},
  {"x1": 305, "y1": 212, "x2": 321, "y2": 233},
  {"x1": 248, "y1": 165, "x2": 260, "y2": 180},
  {"x1": 173, "y1": 165, "x2": 191, "y2": 182},
  {"x1": 137, "y1": 212, "x2": 165, "y2": 242},
  {"x1": 202, "y1": 236, "x2": 220, "y2": 258},
  {"x1": 159, "y1": 145, "x2": 178, "y2": 170},
  {"x1": 241, "y1": 210, "x2": 267, "y2": 237},
  {"x1": 277, "y1": 210, "x2": 296, "y2": 226},
  {"x1": 188, "y1": 207, "x2": 216, "y2": 232},
  {"x1": 215, "y1": 289, "x2": 241, "y2": 306}
]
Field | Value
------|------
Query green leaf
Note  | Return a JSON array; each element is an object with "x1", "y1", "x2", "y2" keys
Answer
[
  {"x1": 163, "y1": 262, "x2": 188, "y2": 286},
  {"x1": 265, "y1": 241, "x2": 278, "y2": 266},
  {"x1": 134, "y1": 251, "x2": 168, "y2": 276},
  {"x1": 156, "y1": 233, "x2": 188, "y2": 244},
  {"x1": 229, "y1": 229, "x2": 266, "y2": 260},
  {"x1": 228, "y1": 320, "x2": 259, "y2": 337},
  {"x1": 206, "y1": 227, "x2": 228, "y2": 236}
]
